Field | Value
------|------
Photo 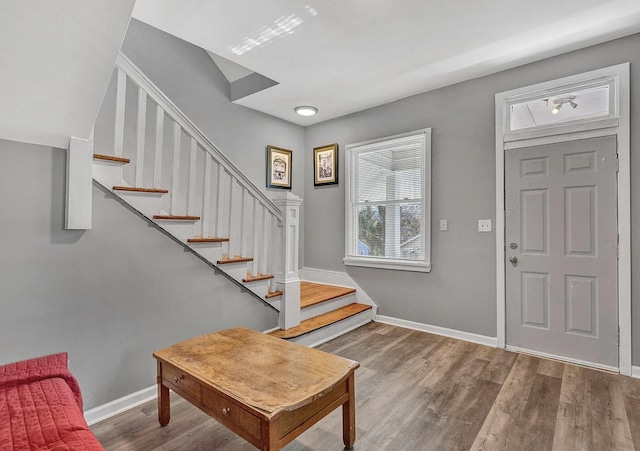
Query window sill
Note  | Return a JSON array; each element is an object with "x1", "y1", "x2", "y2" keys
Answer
[{"x1": 343, "y1": 256, "x2": 431, "y2": 273}]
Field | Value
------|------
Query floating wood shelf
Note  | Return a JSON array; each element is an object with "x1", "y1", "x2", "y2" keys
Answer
[
  {"x1": 113, "y1": 186, "x2": 168, "y2": 194},
  {"x1": 265, "y1": 291, "x2": 283, "y2": 299},
  {"x1": 187, "y1": 237, "x2": 229, "y2": 243},
  {"x1": 153, "y1": 215, "x2": 200, "y2": 221},
  {"x1": 300, "y1": 282, "x2": 356, "y2": 309},
  {"x1": 93, "y1": 153, "x2": 130, "y2": 164},
  {"x1": 243, "y1": 274, "x2": 274, "y2": 283},
  {"x1": 268, "y1": 304, "x2": 372, "y2": 339}
]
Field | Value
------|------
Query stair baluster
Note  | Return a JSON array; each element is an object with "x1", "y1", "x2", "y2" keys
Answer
[
  {"x1": 187, "y1": 137, "x2": 197, "y2": 216},
  {"x1": 201, "y1": 154, "x2": 212, "y2": 238},
  {"x1": 214, "y1": 163, "x2": 224, "y2": 239},
  {"x1": 153, "y1": 105, "x2": 164, "y2": 189},
  {"x1": 251, "y1": 198, "x2": 260, "y2": 277},
  {"x1": 114, "y1": 68, "x2": 126, "y2": 159},
  {"x1": 170, "y1": 122, "x2": 181, "y2": 215},
  {"x1": 135, "y1": 89, "x2": 147, "y2": 187},
  {"x1": 226, "y1": 176, "x2": 235, "y2": 257}
]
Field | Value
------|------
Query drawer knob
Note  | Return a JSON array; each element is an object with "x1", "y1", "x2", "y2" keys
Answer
[
  {"x1": 222, "y1": 407, "x2": 230, "y2": 416},
  {"x1": 173, "y1": 376, "x2": 183, "y2": 384}
]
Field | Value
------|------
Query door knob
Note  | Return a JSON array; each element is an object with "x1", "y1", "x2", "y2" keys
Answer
[{"x1": 508, "y1": 256, "x2": 518, "y2": 264}]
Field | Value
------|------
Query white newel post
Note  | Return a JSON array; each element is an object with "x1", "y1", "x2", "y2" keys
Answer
[{"x1": 273, "y1": 192, "x2": 302, "y2": 330}]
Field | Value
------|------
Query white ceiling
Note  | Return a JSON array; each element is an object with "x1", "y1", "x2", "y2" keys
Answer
[
  {"x1": 0, "y1": 0, "x2": 136, "y2": 148},
  {"x1": 132, "y1": 0, "x2": 640, "y2": 127}
]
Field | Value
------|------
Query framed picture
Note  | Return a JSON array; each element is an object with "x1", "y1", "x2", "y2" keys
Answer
[
  {"x1": 266, "y1": 145, "x2": 292, "y2": 189},
  {"x1": 313, "y1": 143, "x2": 338, "y2": 186}
]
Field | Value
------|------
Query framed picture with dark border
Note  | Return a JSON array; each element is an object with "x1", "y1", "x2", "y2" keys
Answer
[
  {"x1": 266, "y1": 145, "x2": 292, "y2": 189},
  {"x1": 313, "y1": 143, "x2": 338, "y2": 186}
]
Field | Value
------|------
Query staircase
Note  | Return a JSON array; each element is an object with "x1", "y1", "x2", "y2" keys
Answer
[{"x1": 91, "y1": 52, "x2": 374, "y2": 343}]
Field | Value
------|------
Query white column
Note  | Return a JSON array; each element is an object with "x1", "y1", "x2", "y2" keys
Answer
[
  {"x1": 65, "y1": 136, "x2": 93, "y2": 229},
  {"x1": 273, "y1": 192, "x2": 303, "y2": 330}
]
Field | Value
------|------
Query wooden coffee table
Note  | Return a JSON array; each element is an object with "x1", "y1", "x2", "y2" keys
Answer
[{"x1": 153, "y1": 327, "x2": 359, "y2": 450}]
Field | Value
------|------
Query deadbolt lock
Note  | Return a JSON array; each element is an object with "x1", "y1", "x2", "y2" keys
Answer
[{"x1": 510, "y1": 243, "x2": 518, "y2": 249}]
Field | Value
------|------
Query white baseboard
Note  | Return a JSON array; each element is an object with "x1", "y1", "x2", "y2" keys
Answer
[
  {"x1": 631, "y1": 366, "x2": 640, "y2": 379},
  {"x1": 300, "y1": 267, "x2": 378, "y2": 315},
  {"x1": 375, "y1": 315, "x2": 497, "y2": 347},
  {"x1": 84, "y1": 385, "x2": 157, "y2": 426}
]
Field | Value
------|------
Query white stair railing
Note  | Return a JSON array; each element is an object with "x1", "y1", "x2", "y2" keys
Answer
[{"x1": 97, "y1": 52, "x2": 299, "y2": 328}]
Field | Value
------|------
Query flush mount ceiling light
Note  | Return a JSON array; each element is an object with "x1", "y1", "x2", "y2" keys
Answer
[
  {"x1": 294, "y1": 106, "x2": 318, "y2": 116},
  {"x1": 551, "y1": 95, "x2": 578, "y2": 115}
]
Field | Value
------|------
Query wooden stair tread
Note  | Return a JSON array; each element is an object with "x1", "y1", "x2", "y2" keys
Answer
[
  {"x1": 113, "y1": 186, "x2": 168, "y2": 194},
  {"x1": 268, "y1": 304, "x2": 372, "y2": 339},
  {"x1": 93, "y1": 153, "x2": 130, "y2": 164},
  {"x1": 153, "y1": 215, "x2": 200, "y2": 221},
  {"x1": 265, "y1": 291, "x2": 283, "y2": 299},
  {"x1": 187, "y1": 237, "x2": 229, "y2": 243},
  {"x1": 217, "y1": 257, "x2": 253, "y2": 265},
  {"x1": 243, "y1": 274, "x2": 274, "y2": 283},
  {"x1": 300, "y1": 281, "x2": 356, "y2": 309}
]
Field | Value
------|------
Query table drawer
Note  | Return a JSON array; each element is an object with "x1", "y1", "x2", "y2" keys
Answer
[
  {"x1": 202, "y1": 386, "x2": 262, "y2": 443},
  {"x1": 162, "y1": 363, "x2": 201, "y2": 401}
]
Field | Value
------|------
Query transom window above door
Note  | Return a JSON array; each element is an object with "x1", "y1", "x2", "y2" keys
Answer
[
  {"x1": 344, "y1": 128, "x2": 431, "y2": 272},
  {"x1": 504, "y1": 75, "x2": 619, "y2": 140}
]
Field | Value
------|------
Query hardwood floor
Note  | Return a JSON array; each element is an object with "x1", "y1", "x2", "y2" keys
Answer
[{"x1": 91, "y1": 322, "x2": 640, "y2": 450}]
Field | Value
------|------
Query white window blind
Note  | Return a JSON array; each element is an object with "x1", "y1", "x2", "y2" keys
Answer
[{"x1": 345, "y1": 128, "x2": 431, "y2": 272}]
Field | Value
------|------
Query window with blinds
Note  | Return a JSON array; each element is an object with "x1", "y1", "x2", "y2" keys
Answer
[{"x1": 344, "y1": 128, "x2": 431, "y2": 272}]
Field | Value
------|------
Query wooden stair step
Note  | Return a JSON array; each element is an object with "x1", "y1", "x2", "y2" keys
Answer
[
  {"x1": 187, "y1": 237, "x2": 229, "y2": 243},
  {"x1": 153, "y1": 215, "x2": 200, "y2": 221},
  {"x1": 265, "y1": 291, "x2": 283, "y2": 299},
  {"x1": 268, "y1": 304, "x2": 372, "y2": 339},
  {"x1": 93, "y1": 153, "x2": 130, "y2": 164},
  {"x1": 113, "y1": 186, "x2": 168, "y2": 194},
  {"x1": 243, "y1": 274, "x2": 274, "y2": 283},
  {"x1": 300, "y1": 281, "x2": 356, "y2": 309},
  {"x1": 217, "y1": 256, "x2": 253, "y2": 265}
]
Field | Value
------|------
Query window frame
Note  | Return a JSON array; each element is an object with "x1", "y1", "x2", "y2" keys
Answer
[{"x1": 344, "y1": 128, "x2": 432, "y2": 272}]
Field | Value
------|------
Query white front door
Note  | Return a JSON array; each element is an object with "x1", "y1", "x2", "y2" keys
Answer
[{"x1": 505, "y1": 135, "x2": 618, "y2": 368}]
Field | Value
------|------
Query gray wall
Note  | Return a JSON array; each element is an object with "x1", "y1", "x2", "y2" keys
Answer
[
  {"x1": 0, "y1": 140, "x2": 277, "y2": 409},
  {"x1": 304, "y1": 34, "x2": 640, "y2": 360}
]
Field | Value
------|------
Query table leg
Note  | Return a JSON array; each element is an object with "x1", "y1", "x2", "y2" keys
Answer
[
  {"x1": 157, "y1": 362, "x2": 170, "y2": 426},
  {"x1": 342, "y1": 372, "x2": 356, "y2": 448},
  {"x1": 261, "y1": 420, "x2": 280, "y2": 451}
]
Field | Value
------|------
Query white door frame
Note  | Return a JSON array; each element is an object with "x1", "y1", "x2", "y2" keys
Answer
[{"x1": 495, "y1": 63, "x2": 631, "y2": 375}]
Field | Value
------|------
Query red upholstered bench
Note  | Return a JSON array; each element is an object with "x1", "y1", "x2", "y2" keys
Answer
[{"x1": 0, "y1": 353, "x2": 104, "y2": 450}]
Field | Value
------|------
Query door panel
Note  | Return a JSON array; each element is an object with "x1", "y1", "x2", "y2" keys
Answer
[
  {"x1": 521, "y1": 189, "x2": 548, "y2": 254},
  {"x1": 505, "y1": 135, "x2": 618, "y2": 367},
  {"x1": 521, "y1": 272, "x2": 549, "y2": 328}
]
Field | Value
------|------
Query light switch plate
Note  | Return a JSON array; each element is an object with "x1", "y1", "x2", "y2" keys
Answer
[
  {"x1": 439, "y1": 219, "x2": 448, "y2": 231},
  {"x1": 478, "y1": 219, "x2": 492, "y2": 232}
]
